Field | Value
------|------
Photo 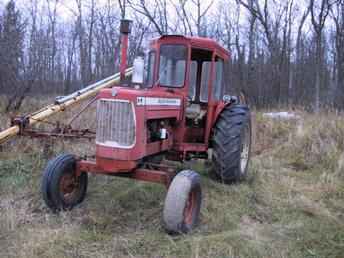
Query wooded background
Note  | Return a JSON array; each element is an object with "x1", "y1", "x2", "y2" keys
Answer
[{"x1": 0, "y1": 0, "x2": 343, "y2": 111}]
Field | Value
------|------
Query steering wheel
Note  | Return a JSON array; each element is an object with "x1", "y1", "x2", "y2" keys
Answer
[{"x1": 186, "y1": 96, "x2": 193, "y2": 107}]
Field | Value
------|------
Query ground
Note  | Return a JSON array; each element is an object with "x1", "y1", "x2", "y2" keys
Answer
[{"x1": 0, "y1": 100, "x2": 343, "y2": 258}]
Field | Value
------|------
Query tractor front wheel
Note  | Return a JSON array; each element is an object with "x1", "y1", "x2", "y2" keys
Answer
[
  {"x1": 163, "y1": 170, "x2": 202, "y2": 234},
  {"x1": 211, "y1": 104, "x2": 251, "y2": 183},
  {"x1": 42, "y1": 154, "x2": 88, "y2": 211}
]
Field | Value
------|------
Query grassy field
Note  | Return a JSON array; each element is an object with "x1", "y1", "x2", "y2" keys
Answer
[{"x1": 0, "y1": 101, "x2": 343, "y2": 258}]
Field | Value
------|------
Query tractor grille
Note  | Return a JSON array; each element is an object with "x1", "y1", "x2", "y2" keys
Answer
[{"x1": 96, "y1": 99, "x2": 135, "y2": 148}]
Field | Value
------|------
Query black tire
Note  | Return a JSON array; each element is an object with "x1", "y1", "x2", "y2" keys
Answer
[
  {"x1": 163, "y1": 170, "x2": 202, "y2": 234},
  {"x1": 146, "y1": 153, "x2": 164, "y2": 164},
  {"x1": 211, "y1": 104, "x2": 251, "y2": 183},
  {"x1": 41, "y1": 154, "x2": 88, "y2": 211},
  {"x1": 42, "y1": 158, "x2": 57, "y2": 210}
]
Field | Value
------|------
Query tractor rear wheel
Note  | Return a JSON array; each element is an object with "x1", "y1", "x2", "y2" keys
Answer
[
  {"x1": 211, "y1": 104, "x2": 251, "y2": 183},
  {"x1": 163, "y1": 170, "x2": 202, "y2": 234},
  {"x1": 42, "y1": 154, "x2": 88, "y2": 211}
]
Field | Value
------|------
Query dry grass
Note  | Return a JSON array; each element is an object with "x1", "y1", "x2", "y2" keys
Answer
[{"x1": 0, "y1": 100, "x2": 344, "y2": 258}]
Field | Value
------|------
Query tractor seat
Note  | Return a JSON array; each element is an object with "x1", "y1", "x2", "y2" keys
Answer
[{"x1": 185, "y1": 104, "x2": 207, "y2": 120}]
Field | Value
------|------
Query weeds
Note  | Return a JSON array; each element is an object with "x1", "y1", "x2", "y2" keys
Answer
[{"x1": 0, "y1": 107, "x2": 343, "y2": 257}]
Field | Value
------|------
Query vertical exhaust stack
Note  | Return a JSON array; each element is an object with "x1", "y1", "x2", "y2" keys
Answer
[{"x1": 119, "y1": 19, "x2": 132, "y2": 82}]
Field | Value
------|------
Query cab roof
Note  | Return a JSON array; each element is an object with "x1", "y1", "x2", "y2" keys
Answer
[{"x1": 150, "y1": 35, "x2": 230, "y2": 59}]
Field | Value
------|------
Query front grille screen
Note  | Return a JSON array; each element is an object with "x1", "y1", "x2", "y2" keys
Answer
[{"x1": 96, "y1": 99, "x2": 135, "y2": 147}]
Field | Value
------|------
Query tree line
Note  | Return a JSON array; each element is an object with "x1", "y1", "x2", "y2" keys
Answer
[{"x1": 0, "y1": 0, "x2": 343, "y2": 111}]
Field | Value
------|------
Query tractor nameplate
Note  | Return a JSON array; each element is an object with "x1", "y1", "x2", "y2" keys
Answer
[{"x1": 137, "y1": 97, "x2": 181, "y2": 106}]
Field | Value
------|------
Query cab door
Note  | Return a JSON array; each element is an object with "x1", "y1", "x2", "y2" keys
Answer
[{"x1": 184, "y1": 48, "x2": 212, "y2": 143}]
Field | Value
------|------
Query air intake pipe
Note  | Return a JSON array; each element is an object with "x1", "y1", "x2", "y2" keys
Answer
[{"x1": 119, "y1": 19, "x2": 132, "y2": 82}]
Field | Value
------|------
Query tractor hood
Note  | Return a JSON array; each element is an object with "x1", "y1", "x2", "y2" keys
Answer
[
  {"x1": 97, "y1": 87, "x2": 183, "y2": 118},
  {"x1": 95, "y1": 86, "x2": 183, "y2": 161}
]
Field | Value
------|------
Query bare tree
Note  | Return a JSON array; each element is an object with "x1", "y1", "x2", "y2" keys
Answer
[
  {"x1": 127, "y1": 0, "x2": 168, "y2": 35},
  {"x1": 174, "y1": 0, "x2": 194, "y2": 35},
  {"x1": 295, "y1": 5, "x2": 310, "y2": 87},
  {"x1": 190, "y1": 0, "x2": 214, "y2": 36},
  {"x1": 0, "y1": 0, "x2": 26, "y2": 111},
  {"x1": 86, "y1": 0, "x2": 97, "y2": 82},
  {"x1": 64, "y1": 26, "x2": 77, "y2": 94},
  {"x1": 310, "y1": 0, "x2": 334, "y2": 111},
  {"x1": 238, "y1": 0, "x2": 294, "y2": 105},
  {"x1": 0, "y1": 0, "x2": 342, "y2": 110},
  {"x1": 331, "y1": 0, "x2": 344, "y2": 107},
  {"x1": 46, "y1": 0, "x2": 59, "y2": 81}
]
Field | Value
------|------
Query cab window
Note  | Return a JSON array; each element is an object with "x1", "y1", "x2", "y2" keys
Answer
[
  {"x1": 158, "y1": 44, "x2": 187, "y2": 87},
  {"x1": 200, "y1": 62, "x2": 211, "y2": 102},
  {"x1": 189, "y1": 61, "x2": 197, "y2": 100},
  {"x1": 213, "y1": 58, "x2": 224, "y2": 100},
  {"x1": 145, "y1": 51, "x2": 155, "y2": 87},
  {"x1": 189, "y1": 48, "x2": 212, "y2": 103}
]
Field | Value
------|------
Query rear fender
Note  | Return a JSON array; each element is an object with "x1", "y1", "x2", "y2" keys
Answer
[
  {"x1": 212, "y1": 91, "x2": 249, "y2": 128},
  {"x1": 212, "y1": 101, "x2": 230, "y2": 129}
]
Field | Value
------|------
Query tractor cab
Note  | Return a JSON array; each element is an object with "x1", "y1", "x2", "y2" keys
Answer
[
  {"x1": 145, "y1": 35, "x2": 230, "y2": 99},
  {"x1": 140, "y1": 35, "x2": 230, "y2": 145}
]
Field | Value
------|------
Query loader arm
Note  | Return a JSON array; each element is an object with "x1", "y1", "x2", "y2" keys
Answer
[{"x1": 0, "y1": 68, "x2": 133, "y2": 144}]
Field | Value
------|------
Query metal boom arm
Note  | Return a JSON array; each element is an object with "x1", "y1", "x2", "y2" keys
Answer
[{"x1": 0, "y1": 68, "x2": 133, "y2": 144}]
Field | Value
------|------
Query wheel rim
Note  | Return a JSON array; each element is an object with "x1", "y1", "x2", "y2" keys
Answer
[
  {"x1": 183, "y1": 190, "x2": 196, "y2": 226},
  {"x1": 59, "y1": 172, "x2": 79, "y2": 203},
  {"x1": 240, "y1": 124, "x2": 250, "y2": 174}
]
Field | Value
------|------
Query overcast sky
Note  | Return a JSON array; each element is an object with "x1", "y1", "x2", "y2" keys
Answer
[
  {"x1": 0, "y1": 0, "x2": 218, "y2": 21},
  {"x1": 0, "y1": 0, "x2": 318, "y2": 41}
]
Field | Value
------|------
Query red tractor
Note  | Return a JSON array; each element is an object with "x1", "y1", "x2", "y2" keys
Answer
[{"x1": 42, "y1": 20, "x2": 252, "y2": 234}]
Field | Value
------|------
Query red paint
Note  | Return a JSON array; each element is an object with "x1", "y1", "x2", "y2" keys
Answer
[
  {"x1": 212, "y1": 101, "x2": 229, "y2": 128},
  {"x1": 79, "y1": 35, "x2": 232, "y2": 185},
  {"x1": 77, "y1": 159, "x2": 137, "y2": 174},
  {"x1": 76, "y1": 160, "x2": 174, "y2": 187},
  {"x1": 120, "y1": 34, "x2": 128, "y2": 81},
  {"x1": 184, "y1": 190, "x2": 197, "y2": 225},
  {"x1": 130, "y1": 169, "x2": 174, "y2": 187}
]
